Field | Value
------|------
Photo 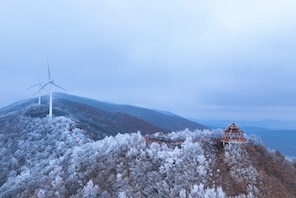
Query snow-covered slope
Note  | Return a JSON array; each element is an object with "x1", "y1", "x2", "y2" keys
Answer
[
  {"x1": 1, "y1": 97, "x2": 296, "y2": 197},
  {"x1": 1, "y1": 112, "x2": 296, "y2": 197}
]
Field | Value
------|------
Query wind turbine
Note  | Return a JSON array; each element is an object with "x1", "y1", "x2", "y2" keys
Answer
[
  {"x1": 27, "y1": 79, "x2": 47, "y2": 105},
  {"x1": 35, "y1": 60, "x2": 66, "y2": 118}
]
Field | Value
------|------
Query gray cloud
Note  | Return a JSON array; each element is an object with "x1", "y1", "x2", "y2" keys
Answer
[{"x1": 1, "y1": 0, "x2": 296, "y2": 120}]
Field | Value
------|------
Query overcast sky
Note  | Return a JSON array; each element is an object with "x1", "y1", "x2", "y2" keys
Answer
[{"x1": 1, "y1": 0, "x2": 296, "y2": 121}]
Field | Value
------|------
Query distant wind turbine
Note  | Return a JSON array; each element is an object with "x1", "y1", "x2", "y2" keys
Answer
[
  {"x1": 27, "y1": 79, "x2": 47, "y2": 105},
  {"x1": 35, "y1": 60, "x2": 66, "y2": 118}
]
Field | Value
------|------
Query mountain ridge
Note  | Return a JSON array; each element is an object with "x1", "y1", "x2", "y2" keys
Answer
[
  {"x1": 53, "y1": 93, "x2": 206, "y2": 131},
  {"x1": 0, "y1": 93, "x2": 206, "y2": 140}
]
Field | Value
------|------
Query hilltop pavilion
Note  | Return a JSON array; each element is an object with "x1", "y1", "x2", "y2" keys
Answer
[{"x1": 221, "y1": 123, "x2": 247, "y2": 145}]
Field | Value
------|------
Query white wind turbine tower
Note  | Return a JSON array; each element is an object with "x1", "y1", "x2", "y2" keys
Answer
[{"x1": 36, "y1": 60, "x2": 66, "y2": 118}]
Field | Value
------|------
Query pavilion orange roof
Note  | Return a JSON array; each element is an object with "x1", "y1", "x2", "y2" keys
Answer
[{"x1": 224, "y1": 123, "x2": 245, "y2": 134}]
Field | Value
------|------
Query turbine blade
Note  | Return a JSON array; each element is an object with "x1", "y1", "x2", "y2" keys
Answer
[
  {"x1": 33, "y1": 82, "x2": 50, "y2": 96},
  {"x1": 47, "y1": 59, "x2": 51, "y2": 81},
  {"x1": 43, "y1": 87, "x2": 49, "y2": 93},
  {"x1": 27, "y1": 83, "x2": 39, "y2": 90},
  {"x1": 52, "y1": 82, "x2": 67, "y2": 92}
]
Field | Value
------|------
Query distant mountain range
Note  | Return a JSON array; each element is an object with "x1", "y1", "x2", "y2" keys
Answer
[
  {"x1": 197, "y1": 119, "x2": 296, "y2": 158},
  {"x1": 0, "y1": 92, "x2": 206, "y2": 140},
  {"x1": 196, "y1": 119, "x2": 296, "y2": 130}
]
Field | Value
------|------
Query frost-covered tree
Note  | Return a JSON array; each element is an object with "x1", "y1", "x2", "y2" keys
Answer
[
  {"x1": 224, "y1": 144, "x2": 260, "y2": 197},
  {"x1": 5, "y1": 113, "x2": 296, "y2": 197},
  {"x1": 81, "y1": 180, "x2": 100, "y2": 198}
]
